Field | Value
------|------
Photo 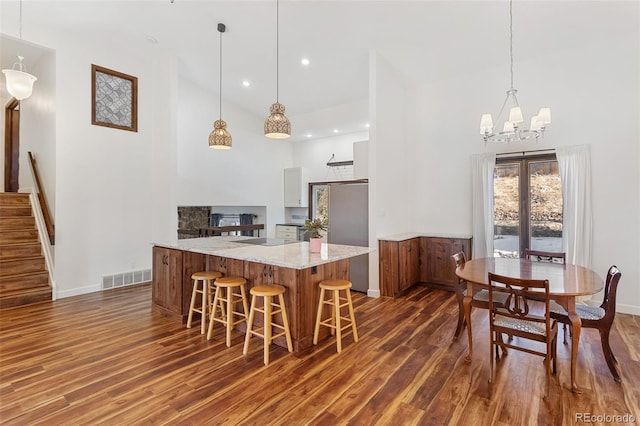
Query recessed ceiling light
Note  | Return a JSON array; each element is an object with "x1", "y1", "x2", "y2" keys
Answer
[
  {"x1": 332, "y1": 129, "x2": 339, "y2": 133},
  {"x1": 301, "y1": 58, "x2": 310, "y2": 66},
  {"x1": 305, "y1": 133, "x2": 313, "y2": 138},
  {"x1": 146, "y1": 35, "x2": 158, "y2": 44},
  {"x1": 242, "y1": 80, "x2": 251, "y2": 87},
  {"x1": 364, "y1": 123, "x2": 370, "y2": 128}
]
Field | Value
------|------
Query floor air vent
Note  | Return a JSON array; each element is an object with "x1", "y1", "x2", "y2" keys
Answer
[{"x1": 102, "y1": 269, "x2": 152, "y2": 290}]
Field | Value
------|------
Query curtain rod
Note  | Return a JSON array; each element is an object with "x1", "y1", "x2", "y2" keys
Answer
[{"x1": 495, "y1": 148, "x2": 555, "y2": 157}]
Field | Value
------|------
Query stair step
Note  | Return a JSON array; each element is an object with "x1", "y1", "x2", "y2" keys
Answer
[
  {"x1": 0, "y1": 256, "x2": 46, "y2": 277},
  {"x1": 0, "y1": 193, "x2": 31, "y2": 206},
  {"x1": 0, "y1": 286, "x2": 52, "y2": 309},
  {"x1": 0, "y1": 216, "x2": 35, "y2": 229},
  {"x1": 0, "y1": 206, "x2": 32, "y2": 217},
  {"x1": 0, "y1": 242, "x2": 42, "y2": 260},
  {"x1": 0, "y1": 272, "x2": 49, "y2": 292},
  {"x1": 0, "y1": 229, "x2": 39, "y2": 244}
]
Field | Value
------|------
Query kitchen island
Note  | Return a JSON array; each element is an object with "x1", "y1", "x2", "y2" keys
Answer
[{"x1": 152, "y1": 236, "x2": 371, "y2": 351}]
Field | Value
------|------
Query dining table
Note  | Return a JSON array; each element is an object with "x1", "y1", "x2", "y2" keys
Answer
[{"x1": 455, "y1": 257, "x2": 603, "y2": 394}]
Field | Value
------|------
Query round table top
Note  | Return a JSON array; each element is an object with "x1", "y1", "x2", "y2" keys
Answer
[{"x1": 455, "y1": 257, "x2": 603, "y2": 297}]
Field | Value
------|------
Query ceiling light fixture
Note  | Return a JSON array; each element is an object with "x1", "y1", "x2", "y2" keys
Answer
[
  {"x1": 1, "y1": 0, "x2": 37, "y2": 100},
  {"x1": 480, "y1": 0, "x2": 551, "y2": 143},
  {"x1": 242, "y1": 80, "x2": 251, "y2": 87},
  {"x1": 301, "y1": 58, "x2": 310, "y2": 66},
  {"x1": 209, "y1": 23, "x2": 232, "y2": 150},
  {"x1": 264, "y1": 0, "x2": 291, "y2": 139}
]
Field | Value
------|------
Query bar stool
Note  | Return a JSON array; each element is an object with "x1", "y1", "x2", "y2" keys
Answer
[
  {"x1": 313, "y1": 279, "x2": 359, "y2": 353},
  {"x1": 187, "y1": 271, "x2": 223, "y2": 334},
  {"x1": 243, "y1": 284, "x2": 293, "y2": 365},
  {"x1": 207, "y1": 277, "x2": 249, "y2": 347}
]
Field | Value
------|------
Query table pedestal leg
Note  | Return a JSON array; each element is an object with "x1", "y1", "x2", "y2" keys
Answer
[{"x1": 463, "y1": 283, "x2": 473, "y2": 363}]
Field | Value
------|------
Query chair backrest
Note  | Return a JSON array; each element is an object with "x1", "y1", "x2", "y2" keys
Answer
[
  {"x1": 488, "y1": 272, "x2": 551, "y2": 328},
  {"x1": 601, "y1": 265, "x2": 622, "y2": 319},
  {"x1": 451, "y1": 251, "x2": 466, "y2": 269},
  {"x1": 523, "y1": 249, "x2": 566, "y2": 264}
]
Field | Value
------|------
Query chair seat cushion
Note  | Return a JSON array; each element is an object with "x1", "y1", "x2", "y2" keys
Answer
[
  {"x1": 464, "y1": 289, "x2": 509, "y2": 305},
  {"x1": 494, "y1": 313, "x2": 549, "y2": 336},
  {"x1": 549, "y1": 301, "x2": 606, "y2": 320}
]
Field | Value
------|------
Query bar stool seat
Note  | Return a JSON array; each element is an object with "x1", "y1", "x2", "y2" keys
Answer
[
  {"x1": 313, "y1": 279, "x2": 358, "y2": 353},
  {"x1": 187, "y1": 271, "x2": 223, "y2": 334},
  {"x1": 207, "y1": 276, "x2": 249, "y2": 347},
  {"x1": 243, "y1": 284, "x2": 293, "y2": 365}
]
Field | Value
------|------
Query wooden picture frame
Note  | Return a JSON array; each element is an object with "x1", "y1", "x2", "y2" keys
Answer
[{"x1": 91, "y1": 64, "x2": 138, "y2": 132}]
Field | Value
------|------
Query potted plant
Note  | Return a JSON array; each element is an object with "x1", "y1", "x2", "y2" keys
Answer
[{"x1": 304, "y1": 217, "x2": 328, "y2": 253}]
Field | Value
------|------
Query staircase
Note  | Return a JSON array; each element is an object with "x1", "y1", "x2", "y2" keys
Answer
[{"x1": 0, "y1": 192, "x2": 52, "y2": 308}]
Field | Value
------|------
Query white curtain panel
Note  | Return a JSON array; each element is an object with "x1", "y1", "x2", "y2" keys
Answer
[
  {"x1": 556, "y1": 145, "x2": 593, "y2": 268},
  {"x1": 471, "y1": 153, "x2": 496, "y2": 258}
]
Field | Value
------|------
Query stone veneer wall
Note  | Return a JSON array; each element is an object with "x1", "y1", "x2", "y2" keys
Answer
[{"x1": 178, "y1": 206, "x2": 210, "y2": 239}]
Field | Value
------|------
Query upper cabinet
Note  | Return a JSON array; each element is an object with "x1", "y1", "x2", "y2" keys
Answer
[{"x1": 284, "y1": 167, "x2": 308, "y2": 208}]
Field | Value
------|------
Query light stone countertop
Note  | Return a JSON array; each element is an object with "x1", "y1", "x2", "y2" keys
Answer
[
  {"x1": 378, "y1": 232, "x2": 473, "y2": 242},
  {"x1": 153, "y1": 236, "x2": 372, "y2": 270}
]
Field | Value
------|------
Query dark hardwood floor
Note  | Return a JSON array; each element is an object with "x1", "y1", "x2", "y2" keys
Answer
[{"x1": 1, "y1": 283, "x2": 638, "y2": 425}]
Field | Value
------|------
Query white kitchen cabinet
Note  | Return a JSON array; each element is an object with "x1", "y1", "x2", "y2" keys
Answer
[
  {"x1": 284, "y1": 167, "x2": 308, "y2": 208},
  {"x1": 275, "y1": 225, "x2": 299, "y2": 240}
]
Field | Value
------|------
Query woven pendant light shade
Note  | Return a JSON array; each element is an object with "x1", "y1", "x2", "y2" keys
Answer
[
  {"x1": 209, "y1": 119, "x2": 232, "y2": 149},
  {"x1": 264, "y1": 102, "x2": 291, "y2": 139}
]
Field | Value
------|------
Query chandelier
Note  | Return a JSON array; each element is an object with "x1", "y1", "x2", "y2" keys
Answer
[
  {"x1": 480, "y1": 0, "x2": 551, "y2": 143},
  {"x1": 2, "y1": 0, "x2": 37, "y2": 100}
]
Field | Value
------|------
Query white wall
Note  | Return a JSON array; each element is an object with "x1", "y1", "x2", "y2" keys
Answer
[
  {"x1": 176, "y1": 76, "x2": 291, "y2": 237},
  {"x1": 19, "y1": 48, "x2": 56, "y2": 219},
  {"x1": 10, "y1": 25, "x2": 171, "y2": 298},
  {"x1": 372, "y1": 52, "x2": 412, "y2": 238},
  {"x1": 409, "y1": 24, "x2": 640, "y2": 314},
  {"x1": 291, "y1": 131, "x2": 368, "y2": 183},
  {"x1": 367, "y1": 50, "x2": 414, "y2": 296}
]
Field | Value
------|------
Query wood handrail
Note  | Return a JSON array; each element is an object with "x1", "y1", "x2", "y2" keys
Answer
[{"x1": 28, "y1": 151, "x2": 55, "y2": 245}]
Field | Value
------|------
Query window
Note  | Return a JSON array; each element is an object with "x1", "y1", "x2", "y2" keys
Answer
[
  {"x1": 311, "y1": 184, "x2": 329, "y2": 222},
  {"x1": 493, "y1": 154, "x2": 563, "y2": 258}
]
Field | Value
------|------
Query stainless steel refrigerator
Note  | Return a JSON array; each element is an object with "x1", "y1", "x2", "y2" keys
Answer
[{"x1": 327, "y1": 182, "x2": 369, "y2": 293}]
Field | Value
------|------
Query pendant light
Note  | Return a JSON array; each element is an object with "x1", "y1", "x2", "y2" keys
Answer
[
  {"x1": 2, "y1": 0, "x2": 38, "y2": 100},
  {"x1": 264, "y1": 0, "x2": 291, "y2": 139},
  {"x1": 479, "y1": 0, "x2": 551, "y2": 143},
  {"x1": 209, "y1": 23, "x2": 232, "y2": 149}
]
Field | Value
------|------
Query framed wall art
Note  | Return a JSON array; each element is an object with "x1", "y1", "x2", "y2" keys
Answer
[{"x1": 91, "y1": 64, "x2": 138, "y2": 132}]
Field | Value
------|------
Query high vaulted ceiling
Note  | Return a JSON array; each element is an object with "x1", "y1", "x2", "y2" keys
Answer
[{"x1": 1, "y1": 1, "x2": 637, "y2": 142}]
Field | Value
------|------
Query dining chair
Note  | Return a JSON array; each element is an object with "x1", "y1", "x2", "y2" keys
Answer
[
  {"x1": 487, "y1": 272, "x2": 558, "y2": 389},
  {"x1": 550, "y1": 265, "x2": 623, "y2": 382},
  {"x1": 451, "y1": 252, "x2": 508, "y2": 343},
  {"x1": 524, "y1": 249, "x2": 566, "y2": 264}
]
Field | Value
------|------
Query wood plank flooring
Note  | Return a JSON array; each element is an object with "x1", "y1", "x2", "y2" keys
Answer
[{"x1": 1, "y1": 283, "x2": 638, "y2": 425}]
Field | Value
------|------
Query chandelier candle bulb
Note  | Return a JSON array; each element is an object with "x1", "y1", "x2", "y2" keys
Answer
[
  {"x1": 537, "y1": 108, "x2": 552, "y2": 124},
  {"x1": 480, "y1": 114, "x2": 494, "y2": 134},
  {"x1": 508, "y1": 107, "x2": 523, "y2": 124},
  {"x1": 530, "y1": 116, "x2": 540, "y2": 131}
]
